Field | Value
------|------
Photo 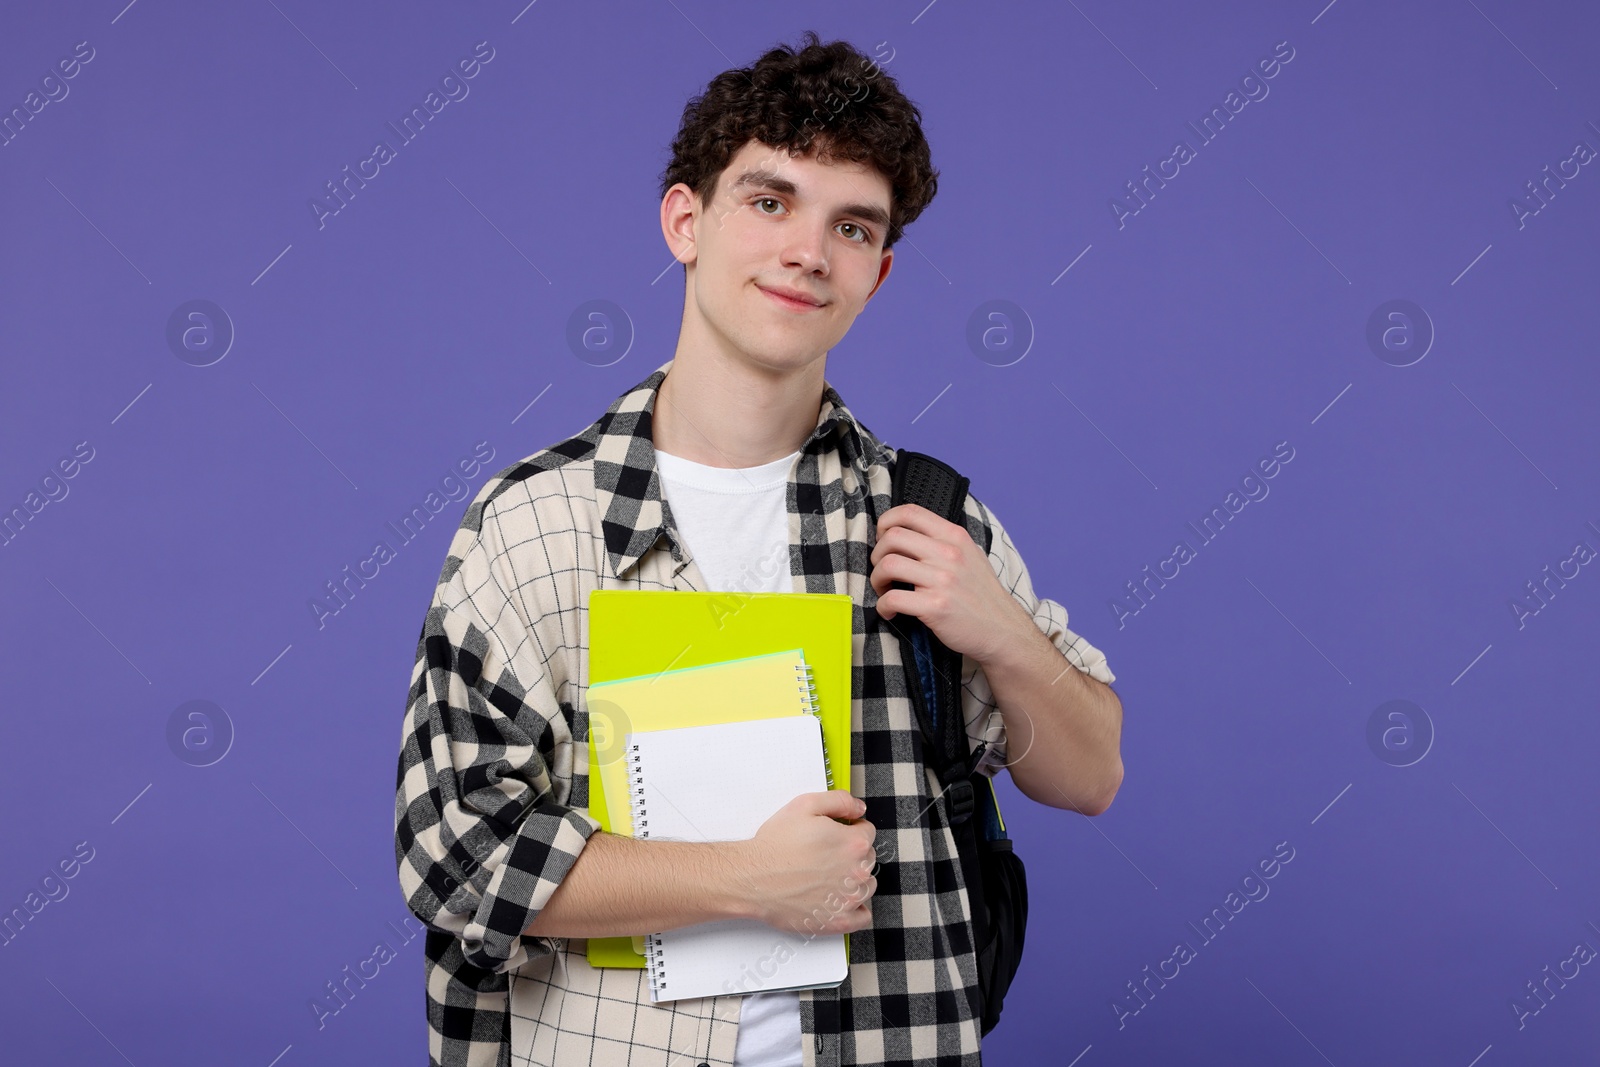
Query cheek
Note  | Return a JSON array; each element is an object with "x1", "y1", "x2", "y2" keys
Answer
[{"x1": 849, "y1": 257, "x2": 886, "y2": 298}]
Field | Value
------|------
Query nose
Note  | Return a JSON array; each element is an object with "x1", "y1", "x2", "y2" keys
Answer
[{"x1": 781, "y1": 224, "x2": 830, "y2": 278}]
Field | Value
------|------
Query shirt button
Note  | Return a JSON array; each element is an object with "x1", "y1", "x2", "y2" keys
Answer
[{"x1": 815, "y1": 1034, "x2": 824, "y2": 1052}]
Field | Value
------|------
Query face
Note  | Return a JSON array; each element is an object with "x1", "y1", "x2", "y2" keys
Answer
[{"x1": 661, "y1": 139, "x2": 895, "y2": 377}]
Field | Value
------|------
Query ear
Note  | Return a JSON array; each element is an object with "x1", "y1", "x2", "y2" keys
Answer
[
  {"x1": 660, "y1": 183, "x2": 701, "y2": 268},
  {"x1": 864, "y1": 247, "x2": 894, "y2": 304}
]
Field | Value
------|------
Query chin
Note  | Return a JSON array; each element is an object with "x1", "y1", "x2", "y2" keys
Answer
[{"x1": 736, "y1": 339, "x2": 826, "y2": 373}]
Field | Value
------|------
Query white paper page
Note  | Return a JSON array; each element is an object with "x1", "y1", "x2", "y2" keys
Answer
[{"x1": 627, "y1": 715, "x2": 849, "y2": 1002}]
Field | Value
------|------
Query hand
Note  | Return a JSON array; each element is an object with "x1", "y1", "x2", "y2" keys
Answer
[
  {"x1": 869, "y1": 502, "x2": 1030, "y2": 663},
  {"x1": 737, "y1": 790, "x2": 879, "y2": 936}
]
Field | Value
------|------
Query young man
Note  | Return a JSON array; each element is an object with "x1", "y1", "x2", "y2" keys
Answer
[{"x1": 395, "y1": 31, "x2": 1122, "y2": 1067}]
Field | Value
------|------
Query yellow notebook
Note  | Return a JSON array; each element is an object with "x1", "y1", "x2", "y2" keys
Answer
[
  {"x1": 583, "y1": 590, "x2": 854, "y2": 969},
  {"x1": 591, "y1": 648, "x2": 834, "y2": 837}
]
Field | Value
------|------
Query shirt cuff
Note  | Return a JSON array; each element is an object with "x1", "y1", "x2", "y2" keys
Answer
[{"x1": 455, "y1": 800, "x2": 602, "y2": 973}]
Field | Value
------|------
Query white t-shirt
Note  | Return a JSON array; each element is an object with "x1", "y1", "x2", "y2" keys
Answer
[{"x1": 653, "y1": 445, "x2": 805, "y2": 1067}]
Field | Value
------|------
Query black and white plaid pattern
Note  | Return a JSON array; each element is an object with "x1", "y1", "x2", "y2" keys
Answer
[{"x1": 395, "y1": 359, "x2": 1114, "y2": 1067}]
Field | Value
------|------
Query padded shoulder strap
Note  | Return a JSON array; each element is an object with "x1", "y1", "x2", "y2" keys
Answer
[
  {"x1": 890, "y1": 450, "x2": 970, "y2": 528},
  {"x1": 888, "y1": 449, "x2": 975, "y2": 786}
]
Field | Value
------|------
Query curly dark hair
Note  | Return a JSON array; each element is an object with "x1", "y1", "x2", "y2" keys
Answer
[{"x1": 658, "y1": 30, "x2": 938, "y2": 252}]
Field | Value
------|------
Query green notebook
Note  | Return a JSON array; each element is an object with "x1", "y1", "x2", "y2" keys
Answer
[{"x1": 582, "y1": 590, "x2": 854, "y2": 969}]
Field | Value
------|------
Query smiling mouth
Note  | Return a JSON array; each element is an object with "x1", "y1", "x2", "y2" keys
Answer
[{"x1": 758, "y1": 285, "x2": 824, "y2": 311}]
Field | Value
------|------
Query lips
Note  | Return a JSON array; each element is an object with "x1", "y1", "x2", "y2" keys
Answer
[{"x1": 758, "y1": 284, "x2": 824, "y2": 310}]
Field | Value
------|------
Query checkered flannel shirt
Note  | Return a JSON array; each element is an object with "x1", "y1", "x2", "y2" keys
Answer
[{"x1": 395, "y1": 358, "x2": 1115, "y2": 1067}]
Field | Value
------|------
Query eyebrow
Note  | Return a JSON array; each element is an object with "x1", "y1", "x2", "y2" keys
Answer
[{"x1": 728, "y1": 169, "x2": 892, "y2": 237}]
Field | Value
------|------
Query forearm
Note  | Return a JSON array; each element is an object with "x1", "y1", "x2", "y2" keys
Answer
[
  {"x1": 982, "y1": 613, "x2": 1123, "y2": 814},
  {"x1": 523, "y1": 830, "x2": 755, "y2": 939}
]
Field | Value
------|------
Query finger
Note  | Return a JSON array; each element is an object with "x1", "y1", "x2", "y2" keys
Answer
[
  {"x1": 857, "y1": 850, "x2": 880, "y2": 879},
  {"x1": 868, "y1": 553, "x2": 937, "y2": 597},
  {"x1": 873, "y1": 586, "x2": 927, "y2": 622},
  {"x1": 876, "y1": 502, "x2": 947, "y2": 539},
  {"x1": 870, "y1": 524, "x2": 943, "y2": 569}
]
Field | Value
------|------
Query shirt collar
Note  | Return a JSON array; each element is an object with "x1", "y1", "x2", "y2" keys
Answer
[{"x1": 593, "y1": 357, "x2": 872, "y2": 582}]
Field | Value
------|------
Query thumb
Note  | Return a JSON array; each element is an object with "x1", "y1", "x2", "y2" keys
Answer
[{"x1": 798, "y1": 789, "x2": 867, "y2": 820}]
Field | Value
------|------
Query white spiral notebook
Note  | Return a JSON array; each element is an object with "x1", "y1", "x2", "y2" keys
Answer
[{"x1": 626, "y1": 714, "x2": 850, "y2": 1003}]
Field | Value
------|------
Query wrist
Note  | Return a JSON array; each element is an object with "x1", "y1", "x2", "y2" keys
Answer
[
  {"x1": 978, "y1": 605, "x2": 1045, "y2": 674},
  {"x1": 717, "y1": 839, "x2": 764, "y2": 923}
]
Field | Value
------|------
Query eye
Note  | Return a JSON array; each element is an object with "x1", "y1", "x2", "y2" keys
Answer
[{"x1": 752, "y1": 197, "x2": 872, "y2": 244}]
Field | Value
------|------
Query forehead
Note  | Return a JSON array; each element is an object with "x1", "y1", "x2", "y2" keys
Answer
[{"x1": 719, "y1": 140, "x2": 891, "y2": 206}]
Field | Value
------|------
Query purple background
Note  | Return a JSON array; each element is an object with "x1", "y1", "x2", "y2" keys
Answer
[{"x1": 3, "y1": 1, "x2": 1598, "y2": 1064}]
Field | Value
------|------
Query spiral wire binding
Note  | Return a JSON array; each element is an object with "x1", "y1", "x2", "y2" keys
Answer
[
  {"x1": 626, "y1": 739, "x2": 670, "y2": 995},
  {"x1": 795, "y1": 659, "x2": 832, "y2": 789}
]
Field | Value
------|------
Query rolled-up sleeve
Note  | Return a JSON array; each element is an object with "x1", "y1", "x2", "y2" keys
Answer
[
  {"x1": 394, "y1": 498, "x2": 601, "y2": 976},
  {"x1": 963, "y1": 495, "x2": 1116, "y2": 777}
]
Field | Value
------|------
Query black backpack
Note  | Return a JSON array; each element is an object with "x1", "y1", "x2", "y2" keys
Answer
[{"x1": 886, "y1": 449, "x2": 1028, "y2": 1037}]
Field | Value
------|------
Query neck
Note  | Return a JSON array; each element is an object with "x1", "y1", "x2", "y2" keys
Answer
[{"x1": 651, "y1": 349, "x2": 824, "y2": 469}]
